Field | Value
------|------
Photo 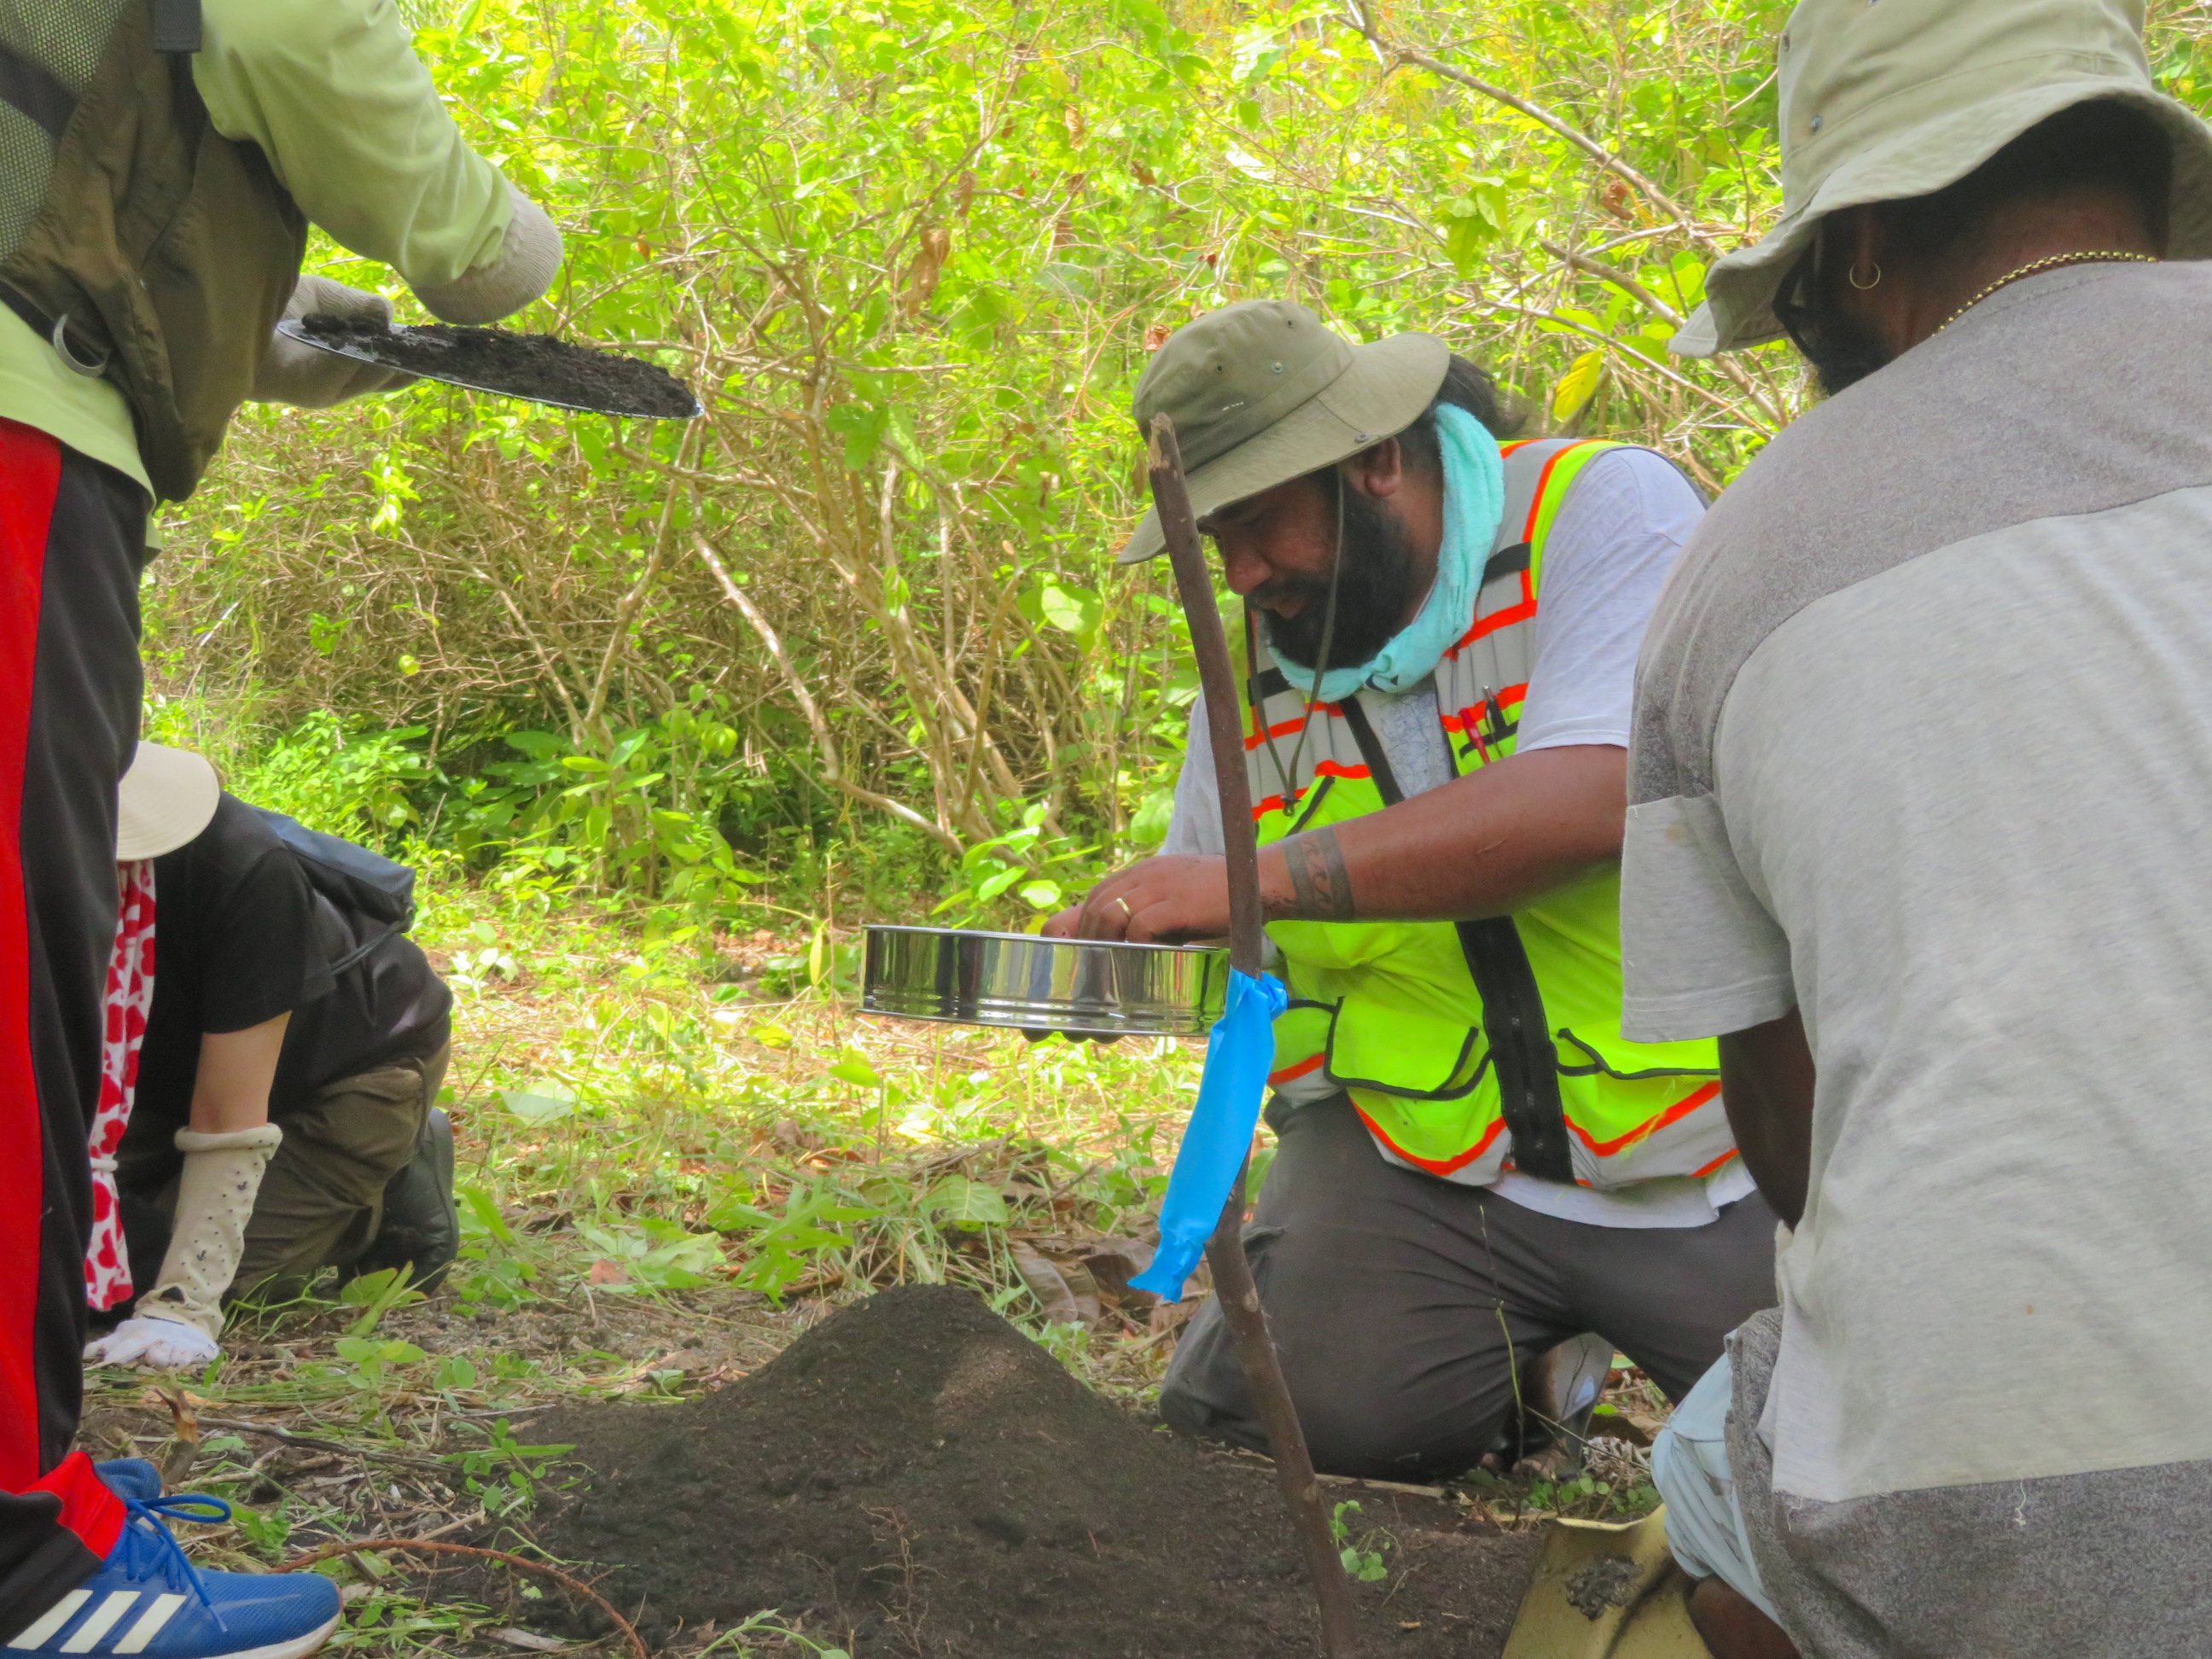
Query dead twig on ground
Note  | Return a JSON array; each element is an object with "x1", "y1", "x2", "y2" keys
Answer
[
  {"x1": 154, "y1": 1388, "x2": 203, "y2": 1490},
  {"x1": 193, "y1": 1416, "x2": 452, "y2": 1472}
]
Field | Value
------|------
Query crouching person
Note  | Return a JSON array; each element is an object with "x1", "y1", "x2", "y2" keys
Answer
[
  {"x1": 88, "y1": 746, "x2": 457, "y2": 1371},
  {"x1": 1055, "y1": 300, "x2": 1776, "y2": 1482}
]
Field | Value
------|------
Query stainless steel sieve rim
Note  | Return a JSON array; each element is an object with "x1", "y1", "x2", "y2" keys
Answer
[
  {"x1": 862, "y1": 923, "x2": 1223, "y2": 953},
  {"x1": 859, "y1": 923, "x2": 1230, "y2": 1035}
]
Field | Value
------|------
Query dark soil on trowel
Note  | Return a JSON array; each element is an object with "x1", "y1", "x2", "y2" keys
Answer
[
  {"x1": 528, "y1": 1285, "x2": 1544, "y2": 1658},
  {"x1": 294, "y1": 315, "x2": 699, "y2": 417}
]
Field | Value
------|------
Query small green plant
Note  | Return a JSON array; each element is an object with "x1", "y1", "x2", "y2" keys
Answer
[
  {"x1": 707, "y1": 1183, "x2": 880, "y2": 1301},
  {"x1": 696, "y1": 1611, "x2": 853, "y2": 1657},
  {"x1": 919, "y1": 1173, "x2": 1010, "y2": 1231},
  {"x1": 331, "y1": 1336, "x2": 427, "y2": 1392},
  {"x1": 452, "y1": 1418, "x2": 575, "y2": 1517},
  {"x1": 931, "y1": 802, "x2": 1098, "y2": 925},
  {"x1": 323, "y1": 1584, "x2": 490, "y2": 1652},
  {"x1": 574, "y1": 1219, "x2": 725, "y2": 1290},
  {"x1": 230, "y1": 1500, "x2": 293, "y2": 1563},
  {"x1": 432, "y1": 1353, "x2": 480, "y2": 1393},
  {"x1": 451, "y1": 1185, "x2": 541, "y2": 1312},
  {"x1": 1330, "y1": 1501, "x2": 1391, "y2": 1583},
  {"x1": 338, "y1": 1266, "x2": 424, "y2": 1337}
]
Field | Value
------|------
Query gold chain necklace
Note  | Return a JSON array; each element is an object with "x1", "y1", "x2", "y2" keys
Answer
[{"x1": 1936, "y1": 250, "x2": 2158, "y2": 334}]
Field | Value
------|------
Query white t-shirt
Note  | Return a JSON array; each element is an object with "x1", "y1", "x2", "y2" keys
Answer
[{"x1": 1163, "y1": 447, "x2": 1751, "y2": 1226}]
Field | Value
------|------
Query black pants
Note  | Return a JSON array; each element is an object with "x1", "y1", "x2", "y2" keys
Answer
[
  {"x1": 1160, "y1": 1095, "x2": 1778, "y2": 1481},
  {"x1": 0, "y1": 424, "x2": 147, "y2": 1635}
]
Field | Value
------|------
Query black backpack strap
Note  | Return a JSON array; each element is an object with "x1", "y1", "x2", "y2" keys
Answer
[
  {"x1": 1452, "y1": 917, "x2": 1574, "y2": 1183},
  {"x1": 152, "y1": 0, "x2": 203, "y2": 54},
  {"x1": 0, "y1": 44, "x2": 74, "y2": 139},
  {"x1": 0, "y1": 2, "x2": 200, "y2": 143},
  {"x1": 1337, "y1": 695, "x2": 1576, "y2": 1184},
  {"x1": 314, "y1": 892, "x2": 405, "y2": 979}
]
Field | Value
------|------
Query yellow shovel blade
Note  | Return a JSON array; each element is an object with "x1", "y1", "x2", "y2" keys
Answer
[{"x1": 1502, "y1": 1508, "x2": 1710, "y2": 1659}]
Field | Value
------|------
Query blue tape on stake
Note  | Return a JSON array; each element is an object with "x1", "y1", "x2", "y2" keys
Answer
[{"x1": 1129, "y1": 968, "x2": 1289, "y2": 1302}]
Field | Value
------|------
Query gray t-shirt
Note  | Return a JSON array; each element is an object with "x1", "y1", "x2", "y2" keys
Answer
[{"x1": 1623, "y1": 261, "x2": 2212, "y2": 1650}]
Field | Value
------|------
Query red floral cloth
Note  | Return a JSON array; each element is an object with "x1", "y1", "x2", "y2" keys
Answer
[{"x1": 84, "y1": 860, "x2": 154, "y2": 1310}]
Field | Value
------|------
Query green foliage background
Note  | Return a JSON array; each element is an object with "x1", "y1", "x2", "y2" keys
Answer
[{"x1": 141, "y1": 0, "x2": 2212, "y2": 923}]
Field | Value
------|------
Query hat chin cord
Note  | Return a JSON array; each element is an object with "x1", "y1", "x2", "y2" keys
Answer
[{"x1": 1266, "y1": 474, "x2": 1349, "y2": 805}]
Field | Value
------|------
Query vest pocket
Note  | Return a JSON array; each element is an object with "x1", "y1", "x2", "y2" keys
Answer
[
  {"x1": 1553, "y1": 1026, "x2": 1720, "y2": 1080},
  {"x1": 1323, "y1": 996, "x2": 1488, "y2": 1100}
]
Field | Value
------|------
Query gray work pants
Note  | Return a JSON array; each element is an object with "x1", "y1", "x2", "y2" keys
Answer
[{"x1": 1159, "y1": 1094, "x2": 1778, "y2": 1481}]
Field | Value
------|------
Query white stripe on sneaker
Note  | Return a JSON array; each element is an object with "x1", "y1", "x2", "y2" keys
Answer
[
  {"x1": 58, "y1": 1593, "x2": 136, "y2": 1653},
  {"x1": 7, "y1": 1591, "x2": 90, "y2": 1650},
  {"x1": 110, "y1": 1597, "x2": 184, "y2": 1656}
]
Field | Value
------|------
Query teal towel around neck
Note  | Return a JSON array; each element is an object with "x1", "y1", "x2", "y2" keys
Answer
[{"x1": 1280, "y1": 403, "x2": 1505, "y2": 703}]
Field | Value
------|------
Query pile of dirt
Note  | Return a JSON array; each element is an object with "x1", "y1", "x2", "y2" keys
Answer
[
  {"x1": 292, "y1": 316, "x2": 700, "y2": 417},
  {"x1": 530, "y1": 1286, "x2": 1543, "y2": 1657}
]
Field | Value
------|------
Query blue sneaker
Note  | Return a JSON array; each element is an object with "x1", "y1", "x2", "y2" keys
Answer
[
  {"x1": 93, "y1": 1461, "x2": 162, "y2": 1504},
  {"x1": 4, "y1": 1493, "x2": 339, "y2": 1659}
]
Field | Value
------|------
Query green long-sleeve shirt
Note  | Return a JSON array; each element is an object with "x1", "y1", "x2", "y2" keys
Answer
[{"x1": 0, "y1": 0, "x2": 518, "y2": 494}]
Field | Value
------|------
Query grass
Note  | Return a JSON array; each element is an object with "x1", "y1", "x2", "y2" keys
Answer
[{"x1": 79, "y1": 873, "x2": 1663, "y2": 1658}]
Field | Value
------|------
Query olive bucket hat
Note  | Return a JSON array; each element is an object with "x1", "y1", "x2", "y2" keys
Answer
[
  {"x1": 1675, "y1": 0, "x2": 2212, "y2": 357},
  {"x1": 1116, "y1": 300, "x2": 1447, "y2": 563}
]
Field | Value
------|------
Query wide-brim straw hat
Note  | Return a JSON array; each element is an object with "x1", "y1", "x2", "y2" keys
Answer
[
  {"x1": 1676, "y1": 0, "x2": 2212, "y2": 358},
  {"x1": 116, "y1": 742, "x2": 220, "y2": 860},
  {"x1": 1117, "y1": 300, "x2": 1448, "y2": 563}
]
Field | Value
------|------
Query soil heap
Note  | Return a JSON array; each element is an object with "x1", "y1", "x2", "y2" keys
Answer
[{"x1": 532, "y1": 1285, "x2": 1542, "y2": 1658}]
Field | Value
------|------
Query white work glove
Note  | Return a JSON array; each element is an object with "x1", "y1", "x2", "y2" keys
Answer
[
  {"x1": 84, "y1": 1315, "x2": 221, "y2": 1371},
  {"x1": 121, "y1": 1122, "x2": 285, "y2": 1359},
  {"x1": 250, "y1": 276, "x2": 418, "y2": 408}
]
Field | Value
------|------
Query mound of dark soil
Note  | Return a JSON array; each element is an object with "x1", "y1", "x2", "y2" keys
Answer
[
  {"x1": 293, "y1": 315, "x2": 699, "y2": 417},
  {"x1": 531, "y1": 1286, "x2": 1542, "y2": 1657}
]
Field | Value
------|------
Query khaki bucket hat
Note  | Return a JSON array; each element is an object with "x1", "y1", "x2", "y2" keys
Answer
[
  {"x1": 115, "y1": 742, "x2": 220, "y2": 860},
  {"x1": 1676, "y1": 0, "x2": 2212, "y2": 357},
  {"x1": 1117, "y1": 300, "x2": 1448, "y2": 563}
]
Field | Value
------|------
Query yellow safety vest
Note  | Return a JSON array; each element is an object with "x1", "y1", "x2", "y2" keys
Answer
[{"x1": 1243, "y1": 439, "x2": 1735, "y2": 1190}]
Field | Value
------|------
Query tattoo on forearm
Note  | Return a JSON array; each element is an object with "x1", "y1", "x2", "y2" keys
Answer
[{"x1": 1284, "y1": 826, "x2": 1356, "y2": 921}]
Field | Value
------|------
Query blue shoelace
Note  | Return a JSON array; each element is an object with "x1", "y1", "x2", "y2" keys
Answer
[{"x1": 114, "y1": 1495, "x2": 232, "y2": 1631}]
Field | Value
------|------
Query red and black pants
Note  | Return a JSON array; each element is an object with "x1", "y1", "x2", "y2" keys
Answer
[{"x1": 0, "y1": 419, "x2": 144, "y2": 1635}]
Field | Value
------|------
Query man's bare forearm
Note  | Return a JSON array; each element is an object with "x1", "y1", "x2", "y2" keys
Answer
[
  {"x1": 1258, "y1": 745, "x2": 1627, "y2": 924},
  {"x1": 1717, "y1": 1007, "x2": 1815, "y2": 1228},
  {"x1": 1280, "y1": 826, "x2": 1357, "y2": 920}
]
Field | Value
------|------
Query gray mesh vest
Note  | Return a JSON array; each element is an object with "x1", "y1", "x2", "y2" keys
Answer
[{"x1": 0, "y1": 0, "x2": 306, "y2": 501}]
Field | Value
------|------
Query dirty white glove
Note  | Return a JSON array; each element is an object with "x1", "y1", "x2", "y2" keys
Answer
[
  {"x1": 84, "y1": 1314, "x2": 221, "y2": 1371},
  {"x1": 250, "y1": 276, "x2": 418, "y2": 408},
  {"x1": 412, "y1": 182, "x2": 563, "y2": 324},
  {"x1": 116, "y1": 1123, "x2": 285, "y2": 1358}
]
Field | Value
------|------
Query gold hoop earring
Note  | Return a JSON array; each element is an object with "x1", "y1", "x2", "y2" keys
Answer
[{"x1": 1848, "y1": 261, "x2": 1882, "y2": 291}]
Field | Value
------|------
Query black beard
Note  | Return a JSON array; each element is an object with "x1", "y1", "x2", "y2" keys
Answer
[
  {"x1": 1797, "y1": 304, "x2": 1895, "y2": 396},
  {"x1": 1262, "y1": 484, "x2": 1422, "y2": 674},
  {"x1": 1777, "y1": 253, "x2": 1898, "y2": 396}
]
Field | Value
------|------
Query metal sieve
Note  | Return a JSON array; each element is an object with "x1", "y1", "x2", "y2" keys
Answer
[{"x1": 860, "y1": 924, "x2": 1229, "y2": 1036}]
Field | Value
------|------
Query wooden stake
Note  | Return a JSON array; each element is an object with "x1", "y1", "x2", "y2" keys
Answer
[{"x1": 1147, "y1": 413, "x2": 1362, "y2": 1658}]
